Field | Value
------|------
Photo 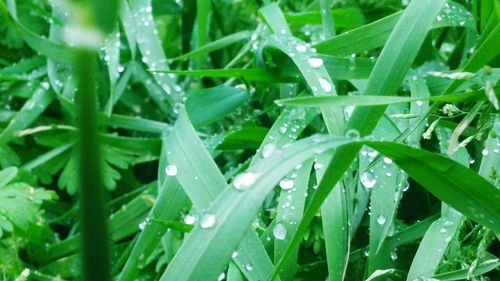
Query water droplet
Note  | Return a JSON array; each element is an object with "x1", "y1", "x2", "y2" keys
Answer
[
  {"x1": 261, "y1": 143, "x2": 276, "y2": 158},
  {"x1": 138, "y1": 220, "x2": 147, "y2": 230},
  {"x1": 383, "y1": 157, "x2": 393, "y2": 164},
  {"x1": 232, "y1": 251, "x2": 239, "y2": 258},
  {"x1": 416, "y1": 100, "x2": 423, "y2": 106},
  {"x1": 295, "y1": 44, "x2": 307, "y2": 53},
  {"x1": 41, "y1": 82, "x2": 50, "y2": 90},
  {"x1": 279, "y1": 178, "x2": 294, "y2": 190},
  {"x1": 390, "y1": 249, "x2": 398, "y2": 261},
  {"x1": 200, "y1": 213, "x2": 216, "y2": 229},
  {"x1": 346, "y1": 129, "x2": 360, "y2": 139},
  {"x1": 443, "y1": 220, "x2": 454, "y2": 227},
  {"x1": 245, "y1": 263, "x2": 254, "y2": 271},
  {"x1": 117, "y1": 65, "x2": 125, "y2": 72},
  {"x1": 482, "y1": 149, "x2": 489, "y2": 156},
  {"x1": 233, "y1": 172, "x2": 259, "y2": 190},
  {"x1": 360, "y1": 172, "x2": 376, "y2": 188},
  {"x1": 440, "y1": 228, "x2": 447, "y2": 233},
  {"x1": 436, "y1": 15, "x2": 443, "y2": 22},
  {"x1": 184, "y1": 214, "x2": 196, "y2": 224},
  {"x1": 165, "y1": 165, "x2": 177, "y2": 176},
  {"x1": 377, "y1": 215, "x2": 386, "y2": 225},
  {"x1": 273, "y1": 223, "x2": 287, "y2": 240},
  {"x1": 318, "y1": 77, "x2": 332, "y2": 92},
  {"x1": 217, "y1": 272, "x2": 226, "y2": 281},
  {"x1": 307, "y1": 57, "x2": 323, "y2": 68}
]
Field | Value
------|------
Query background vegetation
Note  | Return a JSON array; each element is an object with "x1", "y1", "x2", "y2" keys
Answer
[{"x1": 0, "y1": 0, "x2": 499, "y2": 280}]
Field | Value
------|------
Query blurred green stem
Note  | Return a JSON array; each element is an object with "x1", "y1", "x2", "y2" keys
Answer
[{"x1": 75, "y1": 49, "x2": 112, "y2": 281}]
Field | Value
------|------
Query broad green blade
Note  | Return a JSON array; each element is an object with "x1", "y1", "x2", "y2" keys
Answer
[{"x1": 185, "y1": 85, "x2": 250, "y2": 128}]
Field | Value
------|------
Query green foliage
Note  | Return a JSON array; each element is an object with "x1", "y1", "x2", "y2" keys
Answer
[{"x1": 0, "y1": 0, "x2": 499, "y2": 280}]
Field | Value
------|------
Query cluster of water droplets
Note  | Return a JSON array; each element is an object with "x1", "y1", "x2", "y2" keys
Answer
[
  {"x1": 131, "y1": 1, "x2": 184, "y2": 102},
  {"x1": 434, "y1": 1, "x2": 474, "y2": 28}
]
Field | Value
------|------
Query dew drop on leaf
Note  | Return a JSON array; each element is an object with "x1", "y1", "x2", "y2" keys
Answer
[
  {"x1": 273, "y1": 222, "x2": 287, "y2": 240},
  {"x1": 261, "y1": 143, "x2": 276, "y2": 158},
  {"x1": 307, "y1": 57, "x2": 323, "y2": 68},
  {"x1": 376, "y1": 215, "x2": 386, "y2": 225},
  {"x1": 318, "y1": 77, "x2": 332, "y2": 93},
  {"x1": 233, "y1": 172, "x2": 259, "y2": 191},
  {"x1": 295, "y1": 44, "x2": 307, "y2": 53},
  {"x1": 200, "y1": 213, "x2": 216, "y2": 229},
  {"x1": 279, "y1": 178, "x2": 294, "y2": 190},
  {"x1": 184, "y1": 214, "x2": 196, "y2": 225},
  {"x1": 165, "y1": 165, "x2": 177, "y2": 176},
  {"x1": 360, "y1": 172, "x2": 376, "y2": 188},
  {"x1": 346, "y1": 129, "x2": 360, "y2": 139},
  {"x1": 245, "y1": 263, "x2": 254, "y2": 271}
]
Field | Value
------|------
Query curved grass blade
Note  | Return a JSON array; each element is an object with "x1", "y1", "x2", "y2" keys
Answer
[
  {"x1": 0, "y1": 85, "x2": 55, "y2": 145},
  {"x1": 274, "y1": 159, "x2": 313, "y2": 280},
  {"x1": 314, "y1": 1, "x2": 475, "y2": 56},
  {"x1": 185, "y1": 85, "x2": 250, "y2": 128},
  {"x1": 171, "y1": 30, "x2": 253, "y2": 61},
  {"x1": 276, "y1": 89, "x2": 488, "y2": 107},
  {"x1": 129, "y1": 0, "x2": 183, "y2": 102}
]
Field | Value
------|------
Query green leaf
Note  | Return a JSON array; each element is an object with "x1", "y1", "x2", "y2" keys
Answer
[{"x1": 186, "y1": 85, "x2": 250, "y2": 128}]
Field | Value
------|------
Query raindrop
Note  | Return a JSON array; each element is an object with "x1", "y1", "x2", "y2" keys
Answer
[
  {"x1": 233, "y1": 172, "x2": 259, "y2": 191},
  {"x1": 346, "y1": 129, "x2": 360, "y2": 139},
  {"x1": 173, "y1": 103, "x2": 183, "y2": 114},
  {"x1": 273, "y1": 223, "x2": 287, "y2": 240},
  {"x1": 482, "y1": 149, "x2": 489, "y2": 156},
  {"x1": 318, "y1": 77, "x2": 332, "y2": 93},
  {"x1": 383, "y1": 157, "x2": 393, "y2": 164},
  {"x1": 295, "y1": 44, "x2": 307, "y2": 53},
  {"x1": 360, "y1": 172, "x2": 376, "y2": 188},
  {"x1": 217, "y1": 272, "x2": 226, "y2": 281},
  {"x1": 245, "y1": 263, "x2": 254, "y2": 271},
  {"x1": 41, "y1": 82, "x2": 50, "y2": 90},
  {"x1": 443, "y1": 220, "x2": 454, "y2": 227},
  {"x1": 440, "y1": 228, "x2": 447, "y2": 234},
  {"x1": 184, "y1": 214, "x2": 196, "y2": 225},
  {"x1": 390, "y1": 249, "x2": 398, "y2": 261},
  {"x1": 416, "y1": 100, "x2": 423, "y2": 106},
  {"x1": 200, "y1": 213, "x2": 216, "y2": 229},
  {"x1": 165, "y1": 165, "x2": 177, "y2": 176},
  {"x1": 231, "y1": 251, "x2": 239, "y2": 258},
  {"x1": 376, "y1": 215, "x2": 386, "y2": 225},
  {"x1": 280, "y1": 178, "x2": 294, "y2": 190},
  {"x1": 348, "y1": 53, "x2": 356, "y2": 70},
  {"x1": 307, "y1": 57, "x2": 324, "y2": 68},
  {"x1": 261, "y1": 143, "x2": 276, "y2": 158}
]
